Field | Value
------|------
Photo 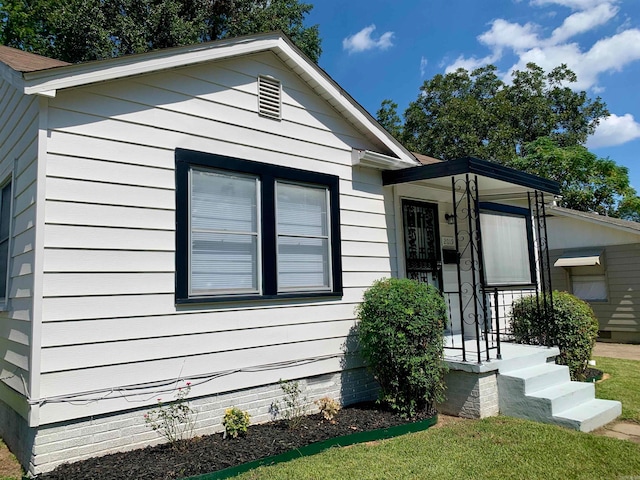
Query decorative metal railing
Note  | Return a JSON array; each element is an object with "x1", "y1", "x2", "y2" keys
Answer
[{"x1": 444, "y1": 175, "x2": 553, "y2": 363}]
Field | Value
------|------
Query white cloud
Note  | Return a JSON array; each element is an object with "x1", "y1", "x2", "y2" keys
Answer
[
  {"x1": 342, "y1": 25, "x2": 394, "y2": 54},
  {"x1": 530, "y1": 0, "x2": 617, "y2": 9},
  {"x1": 479, "y1": 19, "x2": 541, "y2": 51},
  {"x1": 587, "y1": 113, "x2": 640, "y2": 148},
  {"x1": 420, "y1": 56, "x2": 428, "y2": 77},
  {"x1": 548, "y1": 3, "x2": 618, "y2": 43},
  {"x1": 445, "y1": 0, "x2": 640, "y2": 92}
]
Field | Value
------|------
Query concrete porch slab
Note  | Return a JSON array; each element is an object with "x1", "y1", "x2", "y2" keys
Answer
[{"x1": 444, "y1": 336, "x2": 560, "y2": 374}]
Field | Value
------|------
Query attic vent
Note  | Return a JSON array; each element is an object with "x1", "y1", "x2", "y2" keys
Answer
[{"x1": 258, "y1": 75, "x2": 282, "y2": 120}]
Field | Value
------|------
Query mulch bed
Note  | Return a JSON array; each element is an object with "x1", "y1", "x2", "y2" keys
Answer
[{"x1": 37, "y1": 403, "x2": 435, "y2": 480}]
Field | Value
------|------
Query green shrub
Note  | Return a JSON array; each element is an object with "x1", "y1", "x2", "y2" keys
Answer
[
  {"x1": 511, "y1": 291, "x2": 599, "y2": 381},
  {"x1": 223, "y1": 407, "x2": 250, "y2": 439},
  {"x1": 356, "y1": 278, "x2": 447, "y2": 417}
]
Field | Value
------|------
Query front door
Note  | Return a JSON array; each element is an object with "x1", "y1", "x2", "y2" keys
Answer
[{"x1": 402, "y1": 200, "x2": 442, "y2": 290}]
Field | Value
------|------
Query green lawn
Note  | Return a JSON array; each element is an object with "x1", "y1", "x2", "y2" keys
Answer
[
  {"x1": 594, "y1": 356, "x2": 640, "y2": 423},
  {"x1": 234, "y1": 357, "x2": 640, "y2": 480}
]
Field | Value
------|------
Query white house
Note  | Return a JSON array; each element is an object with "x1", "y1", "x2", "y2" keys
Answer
[
  {"x1": 0, "y1": 33, "x2": 620, "y2": 475},
  {"x1": 547, "y1": 206, "x2": 640, "y2": 344}
]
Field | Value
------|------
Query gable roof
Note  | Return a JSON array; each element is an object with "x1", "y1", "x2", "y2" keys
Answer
[
  {"x1": 0, "y1": 33, "x2": 417, "y2": 166},
  {"x1": 548, "y1": 205, "x2": 640, "y2": 235}
]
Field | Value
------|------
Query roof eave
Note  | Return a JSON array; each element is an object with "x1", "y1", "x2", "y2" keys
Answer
[
  {"x1": 382, "y1": 156, "x2": 561, "y2": 195},
  {"x1": 548, "y1": 207, "x2": 640, "y2": 236}
]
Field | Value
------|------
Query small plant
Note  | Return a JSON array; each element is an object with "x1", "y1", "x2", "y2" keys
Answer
[
  {"x1": 315, "y1": 396, "x2": 340, "y2": 421},
  {"x1": 144, "y1": 382, "x2": 195, "y2": 445},
  {"x1": 222, "y1": 407, "x2": 251, "y2": 439},
  {"x1": 512, "y1": 291, "x2": 599, "y2": 381},
  {"x1": 270, "y1": 379, "x2": 308, "y2": 429},
  {"x1": 356, "y1": 278, "x2": 447, "y2": 418}
]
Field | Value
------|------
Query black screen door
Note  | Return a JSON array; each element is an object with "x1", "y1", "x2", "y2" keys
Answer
[{"x1": 402, "y1": 200, "x2": 442, "y2": 290}]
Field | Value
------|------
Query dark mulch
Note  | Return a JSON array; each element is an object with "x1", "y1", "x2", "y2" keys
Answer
[
  {"x1": 37, "y1": 403, "x2": 435, "y2": 480},
  {"x1": 583, "y1": 367, "x2": 604, "y2": 382}
]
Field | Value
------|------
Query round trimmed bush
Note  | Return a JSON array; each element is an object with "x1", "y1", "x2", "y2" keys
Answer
[
  {"x1": 356, "y1": 278, "x2": 447, "y2": 417},
  {"x1": 512, "y1": 291, "x2": 599, "y2": 381}
]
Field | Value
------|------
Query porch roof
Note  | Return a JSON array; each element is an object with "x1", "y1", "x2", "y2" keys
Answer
[{"x1": 381, "y1": 156, "x2": 561, "y2": 196}]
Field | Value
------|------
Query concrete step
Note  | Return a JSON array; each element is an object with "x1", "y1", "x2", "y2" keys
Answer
[
  {"x1": 553, "y1": 399, "x2": 622, "y2": 432},
  {"x1": 495, "y1": 344, "x2": 560, "y2": 374},
  {"x1": 528, "y1": 381, "x2": 595, "y2": 416},
  {"x1": 500, "y1": 363, "x2": 570, "y2": 395}
]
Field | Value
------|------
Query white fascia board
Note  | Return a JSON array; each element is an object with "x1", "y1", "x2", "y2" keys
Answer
[
  {"x1": 21, "y1": 34, "x2": 281, "y2": 96},
  {"x1": 351, "y1": 149, "x2": 410, "y2": 170}
]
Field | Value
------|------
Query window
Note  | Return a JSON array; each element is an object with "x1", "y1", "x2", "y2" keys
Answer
[
  {"x1": 0, "y1": 181, "x2": 11, "y2": 303},
  {"x1": 175, "y1": 149, "x2": 342, "y2": 304},
  {"x1": 553, "y1": 249, "x2": 608, "y2": 302},
  {"x1": 571, "y1": 272, "x2": 608, "y2": 301},
  {"x1": 479, "y1": 203, "x2": 534, "y2": 286}
]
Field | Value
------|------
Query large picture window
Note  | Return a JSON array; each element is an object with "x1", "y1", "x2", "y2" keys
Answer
[
  {"x1": 176, "y1": 149, "x2": 342, "y2": 304},
  {"x1": 479, "y1": 203, "x2": 535, "y2": 286}
]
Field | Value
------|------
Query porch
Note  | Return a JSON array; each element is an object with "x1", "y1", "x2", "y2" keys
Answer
[{"x1": 383, "y1": 157, "x2": 621, "y2": 430}]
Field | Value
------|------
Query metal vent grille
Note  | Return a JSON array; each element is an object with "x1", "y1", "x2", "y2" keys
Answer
[{"x1": 258, "y1": 75, "x2": 282, "y2": 120}]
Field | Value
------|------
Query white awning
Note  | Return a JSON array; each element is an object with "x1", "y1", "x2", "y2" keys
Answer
[{"x1": 554, "y1": 248, "x2": 603, "y2": 268}]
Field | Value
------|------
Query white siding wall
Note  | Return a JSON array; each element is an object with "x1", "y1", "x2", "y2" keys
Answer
[
  {"x1": 0, "y1": 78, "x2": 39, "y2": 418},
  {"x1": 40, "y1": 52, "x2": 396, "y2": 424}
]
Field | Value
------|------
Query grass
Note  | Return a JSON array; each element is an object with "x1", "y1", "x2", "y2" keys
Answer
[
  {"x1": 234, "y1": 416, "x2": 640, "y2": 480},
  {"x1": 594, "y1": 356, "x2": 640, "y2": 423}
]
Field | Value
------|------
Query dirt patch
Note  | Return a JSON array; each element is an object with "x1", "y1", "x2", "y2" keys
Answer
[
  {"x1": 36, "y1": 403, "x2": 436, "y2": 480},
  {"x1": 0, "y1": 440, "x2": 22, "y2": 479}
]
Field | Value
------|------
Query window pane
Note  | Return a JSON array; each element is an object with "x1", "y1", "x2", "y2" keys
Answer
[
  {"x1": 191, "y1": 169, "x2": 257, "y2": 233},
  {"x1": 480, "y1": 212, "x2": 531, "y2": 285},
  {"x1": 0, "y1": 184, "x2": 11, "y2": 241},
  {"x1": 277, "y1": 236, "x2": 329, "y2": 289},
  {"x1": 277, "y1": 183, "x2": 327, "y2": 236},
  {"x1": 572, "y1": 275, "x2": 607, "y2": 301},
  {"x1": 191, "y1": 232, "x2": 258, "y2": 294}
]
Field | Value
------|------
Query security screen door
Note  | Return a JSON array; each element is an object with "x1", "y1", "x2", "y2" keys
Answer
[{"x1": 402, "y1": 199, "x2": 442, "y2": 290}]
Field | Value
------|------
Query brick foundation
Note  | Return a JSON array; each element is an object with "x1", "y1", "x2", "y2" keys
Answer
[{"x1": 1, "y1": 368, "x2": 379, "y2": 476}]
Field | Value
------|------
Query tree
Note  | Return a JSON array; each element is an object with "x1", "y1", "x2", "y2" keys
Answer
[
  {"x1": 511, "y1": 137, "x2": 639, "y2": 217},
  {"x1": 385, "y1": 63, "x2": 608, "y2": 163},
  {"x1": 0, "y1": 0, "x2": 321, "y2": 63}
]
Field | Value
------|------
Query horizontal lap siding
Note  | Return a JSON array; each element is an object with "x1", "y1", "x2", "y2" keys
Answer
[
  {"x1": 550, "y1": 244, "x2": 640, "y2": 335},
  {"x1": 0, "y1": 80, "x2": 38, "y2": 410},
  {"x1": 40, "y1": 53, "x2": 395, "y2": 423}
]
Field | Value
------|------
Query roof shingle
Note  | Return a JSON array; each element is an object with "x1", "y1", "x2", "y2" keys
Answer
[{"x1": 0, "y1": 45, "x2": 70, "y2": 73}]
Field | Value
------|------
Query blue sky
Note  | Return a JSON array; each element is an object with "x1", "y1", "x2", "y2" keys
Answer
[{"x1": 308, "y1": 0, "x2": 640, "y2": 189}]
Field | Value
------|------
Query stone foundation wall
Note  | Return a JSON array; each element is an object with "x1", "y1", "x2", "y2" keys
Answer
[
  {"x1": 2, "y1": 368, "x2": 378, "y2": 476},
  {"x1": 438, "y1": 370, "x2": 499, "y2": 419}
]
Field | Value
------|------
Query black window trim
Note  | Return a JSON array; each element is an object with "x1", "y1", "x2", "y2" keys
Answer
[
  {"x1": 175, "y1": 148, "x2": 343, "y2": 305},
  {"x1": 478, "y1": 202, "x2": 536, "y2": 288}
]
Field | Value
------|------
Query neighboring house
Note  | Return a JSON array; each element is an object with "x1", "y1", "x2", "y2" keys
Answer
[
  {"x1": 0, "y1": 33, "x2": 616, "y2": 475},
  {"x1": 547, "y1": 206, "x2": 640, "y2": 344}
]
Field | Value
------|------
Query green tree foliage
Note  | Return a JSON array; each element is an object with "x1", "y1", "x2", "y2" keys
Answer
[
  {"x1": 0, "y1": 0, "x2": 321, "y2": 63},
  {"x1": 356, "y1": 278, "x2": 447, "y2": 418},
  {"x1": 379, "y1": 62, "x2": 640, "y2": 220},
  {"x1": 510, "y1": 137, "x2": 639, "y2": 217},
  {"x1": 389, "y1": 63, "x2": 608, "y2": 162},
  {"x1": 511, "y1": 291, "x2": 599, "y2": 381}
]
